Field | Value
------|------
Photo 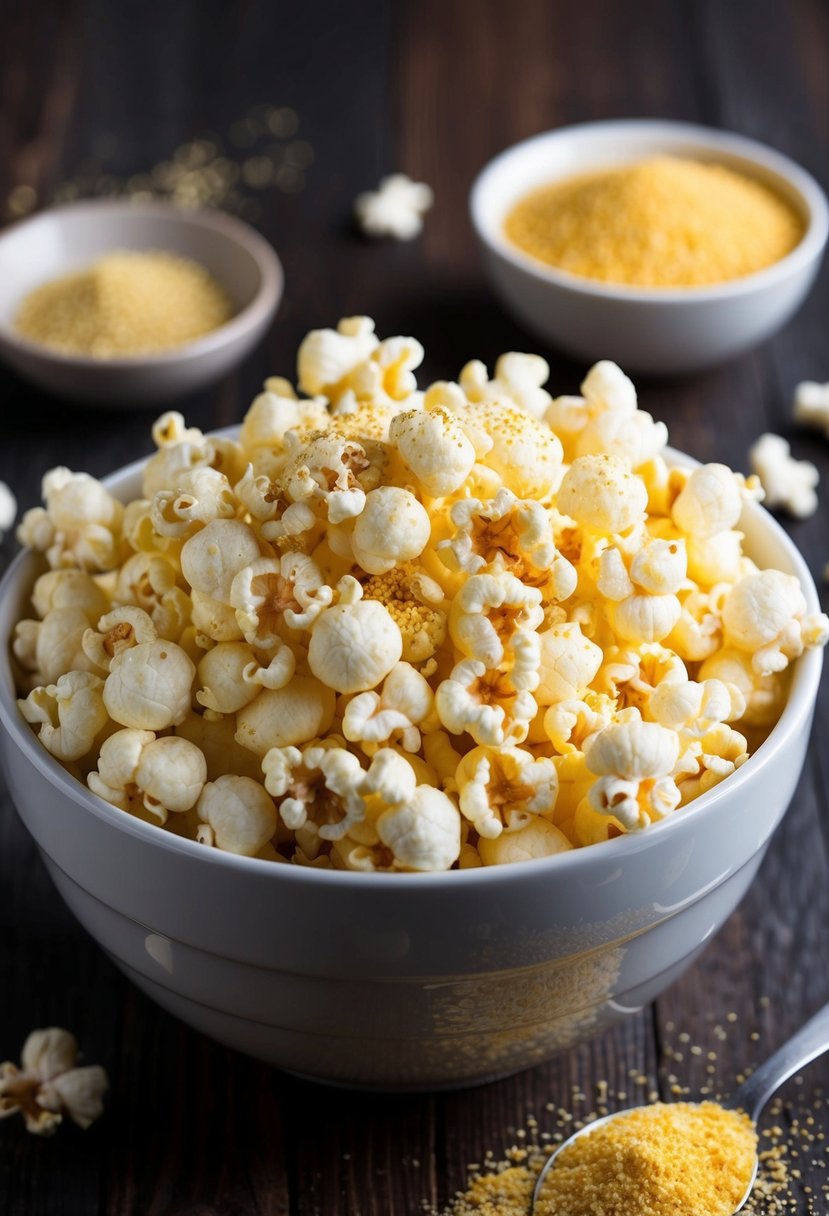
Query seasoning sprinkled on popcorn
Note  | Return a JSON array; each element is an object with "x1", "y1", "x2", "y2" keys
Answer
[{"x1": 11, "y1": 318, "x2": 829, "y2": 870}]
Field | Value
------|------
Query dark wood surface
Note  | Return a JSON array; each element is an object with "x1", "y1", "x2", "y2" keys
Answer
[{"x1": 2, "y1": 2, "x2": 829, "y2": 1212}]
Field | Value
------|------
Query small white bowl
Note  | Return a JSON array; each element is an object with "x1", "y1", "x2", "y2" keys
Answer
[
  {"x1": 471, "y1": 120, "x2": 829, "y2": 374},
  {"x1": 0, "y1": 437, "x2": 822, "y2": 1089},
  {"x1": 0, "y1": 201, "x2": 283, "y2": 406}
]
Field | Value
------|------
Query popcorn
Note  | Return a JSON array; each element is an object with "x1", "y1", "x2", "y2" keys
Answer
[
  {"x1": 456, "y1": 745, "x2": 558, "y2": 838},
  {"x1": 389, "y1": 400, "x2": 478, "y2": 498},
  {"x1": 0, "y1": 1027, "x2": 107, "y2": 1135},
  {"x1": 235, "y1": 677, "x2": 336, "y2": 754},
  {"x1": 196, "y1": 775, "x2": 277, "y2": 855},
  {"x1": 343, "y1": 662, "x2": 434, "y2": 752},
  {"x1": 13, "y1": 317, "x2": 828, "y2": 871},
  {"x1": 793, "y1": 379, "x2": 829, "y2": 438},
  {"x1": 103, "y1": 639, "x2": 195, "y2": 730},
  {"x1": 749, "y1": 432, "x2": 819, "y2": 519},
  {"x1": 18, "y1": 672, "x2": 108, "y2": 762},
  {"x1": 353, "y1": 174, "x2": 433, "y2": 240},
  {"x1": 88, "y1": 729, "x2": 206, "y2": 823},
  {"x1": 351, "y1": 486, "x2": 431, "y2": 574},
  {"x1": 307, "y1": 577, "x2": 402, "y2": 693},
  {"x1": 460, "y1": 353, "x2": 552, "y2": 419},
  {"x1": 558, "y1": 454, "x2": 648, "y2": 535},
  {"x1": 723, "y1": 569, "x2": 829, "y2": 675},
  {"x1": 583, "y1": 719, "x2": 681, "y2": 830}
]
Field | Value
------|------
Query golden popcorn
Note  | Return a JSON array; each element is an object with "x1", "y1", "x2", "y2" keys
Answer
[{"x1": 11, "y1": 317, "x2": 829, "y2": 872}]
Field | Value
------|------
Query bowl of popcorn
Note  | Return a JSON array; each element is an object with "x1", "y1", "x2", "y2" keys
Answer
[
  {"x1": 471, "y1": 119, "x2": 829, "y2": 373},
  {"x1": 0, "y1": 200, "x2": 283, "y2": 404},
  {"x1": 0, "y1": 319, "x2": 825, "y2": 1089}
]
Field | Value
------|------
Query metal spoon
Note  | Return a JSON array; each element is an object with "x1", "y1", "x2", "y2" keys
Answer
[{"x1": 531, "y1": 1000, "x2": 829, "y2": 1214}]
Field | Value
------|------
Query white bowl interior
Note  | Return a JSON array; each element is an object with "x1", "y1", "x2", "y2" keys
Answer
[
  {"x1": 0, "y1": 204, "x2": 265, "y2": 336},
  {"x1": 472, "y1": 120, "x2": 827, "y2": 286}
]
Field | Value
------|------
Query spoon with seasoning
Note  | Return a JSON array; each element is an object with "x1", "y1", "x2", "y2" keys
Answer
[{"x1": 530, "y1": 1000, "x2": 829, "y2": 1215}]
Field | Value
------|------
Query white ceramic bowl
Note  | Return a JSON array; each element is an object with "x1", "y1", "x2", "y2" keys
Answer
[
  {"x1": 0, "y1": 201, "x2": 283, "y2": 405},
  {"x1": 471, "y1": 119, "x2": 829, "y2": 373},
  {"x1": 0, "y1": 442, "x2": 822, "y2": 1090}
]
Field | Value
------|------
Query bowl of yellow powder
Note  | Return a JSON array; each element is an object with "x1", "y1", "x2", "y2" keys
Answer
[
  {"x1": 471, "y1": 120, "x2": 828, "y2": 373},
  {"x1": 0, "y1": 200, "x2": 283, "y2": 405}
]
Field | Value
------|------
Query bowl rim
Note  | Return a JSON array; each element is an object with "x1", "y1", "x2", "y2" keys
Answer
[
  {"x1": 470, "y1": 118, "x2": 829, "y2": 304},
  {"x1": 0, "y1": 435, "x2": 822, "y2": 889},
  {"x1": 0, "y1": 199, "x2": 284, "y2": 368}
]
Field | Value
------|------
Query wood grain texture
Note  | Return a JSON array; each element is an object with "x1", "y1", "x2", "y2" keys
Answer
[{"x1": 1, "y1": 1, "x2": 828, "y2": 1212}]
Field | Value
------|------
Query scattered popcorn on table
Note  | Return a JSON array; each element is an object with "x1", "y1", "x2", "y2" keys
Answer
[
  {"x1": 354, "y1": 174, "x2": 434, "y2": 240},
  {"x1": 749, "y1": 432, "x2": 819, "y2": 518},
  {"x1": 0, "y1": 1028, "x2": 107, "y2": 1135},
  {"x1": 11, "y1": 319, "x2": 829, "y2": 870},
  {"x1": 793, "y1": 379, "x2": 829, "y2": 439}
]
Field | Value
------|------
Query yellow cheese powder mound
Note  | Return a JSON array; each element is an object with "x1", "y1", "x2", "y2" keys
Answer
[
  {"x1": 15, "y1": 250, "x2": 232, "y2": 357},
  {"x1": 451, "y1": 1102, "x2": 757, "y2": 1216},
  {"x1": 504, "y1": 156, "x2": 804, "y2": 288}
]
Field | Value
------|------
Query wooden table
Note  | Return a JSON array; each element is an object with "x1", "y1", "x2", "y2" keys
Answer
[{"x1": 2, "y1": 1, "x2": 828, "y2": 1211}]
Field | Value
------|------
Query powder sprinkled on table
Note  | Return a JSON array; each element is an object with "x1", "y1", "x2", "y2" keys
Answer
[
  {"x1": 15, "y1": 250, "x2": 232, "y2": 357},
  {"x1": 504, "y1": 155, "x2": 803, "y2": 287}
]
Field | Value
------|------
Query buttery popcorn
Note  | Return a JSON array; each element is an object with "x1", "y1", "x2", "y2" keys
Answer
[{"x1": 12, "y1": 319, "x2": 829, "y2": 871}]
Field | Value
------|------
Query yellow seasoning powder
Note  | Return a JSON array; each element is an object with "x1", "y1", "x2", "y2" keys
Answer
[
  {"x1": 504, "y1": 156, "x2": 804, "y2": 287},
  {"x1": 15, "y1": 250, "x2": 232, "y2": 357},
  {"x1": 451, "y1": 1102, "x2": 757, "y2": 1216}
]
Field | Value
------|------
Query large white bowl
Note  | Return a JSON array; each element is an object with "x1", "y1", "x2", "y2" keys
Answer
[
  {"x1": 0, "y1": 201, "x2": 283, "y2": 406},
  {"x1": 0, "y1": 443, "x2": 822, "y2": 1090},
  {"x1": 470, "y1": 120, "x2": 829, "y2": 373}
]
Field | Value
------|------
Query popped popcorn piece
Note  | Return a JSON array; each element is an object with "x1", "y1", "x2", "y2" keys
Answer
[
  {"x1": 180, "y1": 519, "x2": 262, "y2": 602},
  {"x1": 88, "y1": 729, "x2": 206, "y2": 824},
  {"x1": 18, "y1": 467, "x2": 124, "y2": 572},
  {"x1": 723, "y1": 569, "x2": 829, "y2": 675},
  {"x1": 82, "y1": 606, "x2": 158, "y2": 672},
  {"x1": 793, "y1": 379, "x2": 829, "y2": 438},
  {"x1": 436, "y1": 658, "x2": 537, "y2": 746},
  {"x1": 477, "y1": 815, "x2": 572, "y2": 866},
  {"x1": 14, "y1": 605, "x2": 98, "y2": 684},
  {"x1": 584, "y1": 720, "x2": 681, "y2": 830},
  {"x1": 536, "y1": 622, "x2": 603, "y2": 706},
  {"x1": 650, "y1": 678, "x2": 746, "y2": 737},
  {"x1": 297, "y1": 316, "x2": 379, "y2": 399},
  {"x1": 230, "y1": 553, "x2": 333, "y2": 644},
  {"x1": 749, "y1": 432, "x2": 819, "y2": 519},
  {"x1": 389, "y1": 400, "x2": 478, "y2": 498},
  {"x1": 196, "y1": 775, "x2": 277, "y2": 856},
  {"x1": 103, "y1": 639, "x2": 195, "y2": 730},
  {"x1": 0, "y1": 1028, "x2": 107, "y2": 1135},
  {"x1": 280, "y1": 430, "x2": 372, "y2": 523},
  {"x1": 438, "y1": 488, "x2": 577, "y2": 601},
  {"x1": 699, "y1": 646, "x2": 783, "y2": 727},
  {"x1": 30, "y1": 569, "x2": 110, "y2": 621},
  {"x1": 112, "y1": 552, "x2": 189, "y2": 639},
  {"x1": 596, "y1": 642, "x2": 687, "y2": 713},
  {"x1": 196, "y1": 641, "x2": 295, "y2": 714},
  {"x1": 450, "y1": 570, "x2": 543, "y2": 669},
  {"x1": 373, "y1": 786, "x2": 460, "y2": 871},
  {"x1": 671, "y1": 463, "x2": 754, "y2": 538},
  {"x1": 455, "y1": 744, "x2": 558, "y2": 838},
  {"x1": 558, "y1": 454, "x2": 648, "y2": 535},
  {"x1": 235, "y1": 677, "x2": 336, "y2": 755},
  {"x1": 675, "y1": 721, "x2": 749, "y2": 802},
  {"x1": 354, "y1": 174, "x2": 433, "y2": 240},
  {"x1": 307, "y1": 578, "x2": 402, "y2": 693},
  {"x1": 239, "y1": 387, "x2": 329, "y2": 452},
  {"x1": 151, "y1": 466, "x2": 236, "y2": 538},
  {"x1": 343, "y1": 662, "x2": 434, "y2": 752},
  {"x1": 543, "y1": 691, "x2": 617, "y2": 755},
  {"x1": 460, "y1": 352, "x2": 552, "y2": 419},
  {"x1": 18, "y1": 672, "x2": 108, "y2": 762},
  {"x1": 0, "y1": 480, "x2": 16, "y2": 535},
  {"x1": 351, "y1": 486, "x2": 431, "y2": 574},
  {"x1": 461, "y1": 400, "x2": 563, "y2": 498}
]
